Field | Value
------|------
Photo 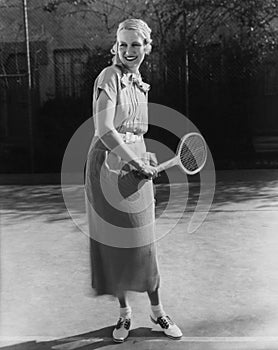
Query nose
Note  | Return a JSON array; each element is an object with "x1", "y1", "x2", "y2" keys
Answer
[{"x1": 126, "y1": 45, "x2": 134, "y2": 55}]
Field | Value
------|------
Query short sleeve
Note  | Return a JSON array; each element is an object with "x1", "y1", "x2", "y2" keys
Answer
[{"x1": 94, "y1": 66, "x2": 118, "y2": 105}]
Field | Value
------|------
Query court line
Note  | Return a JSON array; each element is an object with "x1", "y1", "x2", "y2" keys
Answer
[
  {"x1": 50, "y1": 336, "x2": 278, "y2": 350},
  {"x1": 2, "y1": 336, "x2": 278, "y2": 348}
]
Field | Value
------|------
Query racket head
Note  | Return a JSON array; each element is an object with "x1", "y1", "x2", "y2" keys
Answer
[{"x1": 177, "y1": 132, "x2": 207, "y2": 175}]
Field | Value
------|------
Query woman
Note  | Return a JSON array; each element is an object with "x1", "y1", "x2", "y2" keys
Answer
[{"x1": 85, "y1": 18, "x2": 182, "y2": 343}]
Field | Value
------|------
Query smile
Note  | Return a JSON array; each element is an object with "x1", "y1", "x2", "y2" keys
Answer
[{"x1": 124, "y1": 56, "x2": 137, "y2": 61}]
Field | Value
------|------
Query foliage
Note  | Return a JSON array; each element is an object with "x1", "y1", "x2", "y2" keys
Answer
[
  {"x1": 43, "y1": 0, "x2": 136, "y2": 33},
  {"x1": 141, "y1": 0, "x2": 278, "y2": 63},
  {"x1": 42, "y1": 0, "x2": 278, "y2": 67}
]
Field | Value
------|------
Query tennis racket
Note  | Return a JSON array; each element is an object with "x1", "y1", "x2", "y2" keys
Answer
[{"x1": 156, "y1": 132, "x2": 207, "y2": 175}]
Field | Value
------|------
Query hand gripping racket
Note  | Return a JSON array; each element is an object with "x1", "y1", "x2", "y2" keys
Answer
[{"x1": 156, "y1": 132, "x2": 207, "y2": 175}]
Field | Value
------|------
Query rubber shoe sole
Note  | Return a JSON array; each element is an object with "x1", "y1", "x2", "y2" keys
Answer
[{"x1": 150, "y1": 315, "x2": 182, "y2": 340}]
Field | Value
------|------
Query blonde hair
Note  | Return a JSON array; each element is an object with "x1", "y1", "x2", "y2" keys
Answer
[{"x1": 111, "y1": 18, "x2": 152, "y2": 65}]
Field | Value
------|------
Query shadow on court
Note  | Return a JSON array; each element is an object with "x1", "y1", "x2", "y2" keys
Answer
[
  {"x1": 155, "y1": 170, "x2": 278, "y2": 215},
  {"x1": 0, "y1": 326, "x2": 167, "y2": 350},
  {"x1": 0, "y1": 185, "x2": 74, "y2": 224},
  {"x1": 1, "y1": 170, "x2": 278, "y2": 224}
]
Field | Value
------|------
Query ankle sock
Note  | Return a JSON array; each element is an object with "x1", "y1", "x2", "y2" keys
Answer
[
  {"x1": 151, "y1": 303, "x2": 166, "y2": 319},
  {"x1": 120, "y1": 306, "x2": 132, "y2": 319}
]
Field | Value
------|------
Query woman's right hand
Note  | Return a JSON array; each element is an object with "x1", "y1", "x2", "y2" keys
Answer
[{"x1": 138, "y1": 164, "x2": 158, "y2": 180}]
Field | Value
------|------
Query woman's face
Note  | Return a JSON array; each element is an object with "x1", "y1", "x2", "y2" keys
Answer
[{"x1": 117, "y1": 29, "x2": 146, "y2": 73}]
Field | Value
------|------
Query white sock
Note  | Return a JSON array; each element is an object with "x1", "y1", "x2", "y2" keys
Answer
[
  {"x1": 120, "y1": 306, "x2": 132, "y2": 319},
  {"x1": 151, "y1": 304, "x2": 166, "y2": 319}
]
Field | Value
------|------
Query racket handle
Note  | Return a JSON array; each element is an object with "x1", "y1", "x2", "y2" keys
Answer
[{"x1": 156, "y1": 156, "x2": 179, "y2": 173}]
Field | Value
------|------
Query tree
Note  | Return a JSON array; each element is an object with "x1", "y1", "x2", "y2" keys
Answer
[
  {"x1": 43, "y1": 0, "x2": 137, "y2": 33},
  {"x1": 137, "y1": 0, "x2": 278, "y2": 62},
  {"x1": 41, "y1": 0, "x2": 278, "y2": 80}
]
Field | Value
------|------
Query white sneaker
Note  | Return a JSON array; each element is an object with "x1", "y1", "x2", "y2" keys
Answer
[
  {"x1": 150, "y1": 315, "x2": 183, "y2": 340},
  {"x1": 112, "y1": 317, "x2": 131, "y2": 343}
]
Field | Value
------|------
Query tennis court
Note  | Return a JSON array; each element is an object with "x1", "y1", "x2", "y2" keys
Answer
[{"x1": 1, "y1": 169, "x2": 278, "y2": 349}]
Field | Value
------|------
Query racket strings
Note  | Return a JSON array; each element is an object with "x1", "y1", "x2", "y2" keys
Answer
[{"x1": 179, "y1": 136, "x2": 206, "y2": 172}]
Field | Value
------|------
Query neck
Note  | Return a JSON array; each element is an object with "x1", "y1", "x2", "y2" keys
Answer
[{"x1": 123, "y1": 64, "x2": 140, "y2": 75}]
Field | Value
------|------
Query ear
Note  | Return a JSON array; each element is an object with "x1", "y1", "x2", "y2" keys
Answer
[
  {"x1": 144, "y1": 43, "x2": 152, "y2": 55},
  {"x1": 115, "y1": 49, "x2": 122, "y2": 65},
  {"x1": 111, "y1": 42, "x2": 118, "y2": 54}
]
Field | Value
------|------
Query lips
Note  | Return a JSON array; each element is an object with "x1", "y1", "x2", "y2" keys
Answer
[{"x1": 124, "y1": 56, "x2": 137, "y2": 61}]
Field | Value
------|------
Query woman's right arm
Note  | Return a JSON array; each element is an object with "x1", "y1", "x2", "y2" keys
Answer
[{"x1": 95, "y1": 90, "x2": 156, "y2": 177}]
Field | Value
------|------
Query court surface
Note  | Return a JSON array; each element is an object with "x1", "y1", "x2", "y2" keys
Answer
[{"x1": 1, "y1": 169, "x2": 278, "y2": 350}]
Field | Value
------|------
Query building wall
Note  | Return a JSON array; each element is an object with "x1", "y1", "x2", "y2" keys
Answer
[{"x1": 0, "y1": 0, "x2": 115, "y2": 103}]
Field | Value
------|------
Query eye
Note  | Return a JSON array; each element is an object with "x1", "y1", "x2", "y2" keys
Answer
[{"x1": 119, "y1": 43, "x2": 127, "y2": 47}]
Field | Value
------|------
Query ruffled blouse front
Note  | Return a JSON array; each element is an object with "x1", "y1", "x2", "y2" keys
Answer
[{"x1": 92, "y1": 64, "x2": 150, "y2": 136}]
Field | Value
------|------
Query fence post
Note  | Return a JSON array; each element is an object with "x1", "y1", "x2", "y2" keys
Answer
[
  {"x1": 183, "y1": 9, "x2": 190, "y2": 132},
  {"x1": 185, "y1": 48, "x2": 189, "y2": 118},
  {"x1": 22, "y1": 0, "x2": 34, "y2": 173}
]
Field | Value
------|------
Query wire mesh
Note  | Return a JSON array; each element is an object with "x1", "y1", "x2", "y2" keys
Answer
[{"x1": 0, "y1": 0, "x2": 277, "y2": 172}]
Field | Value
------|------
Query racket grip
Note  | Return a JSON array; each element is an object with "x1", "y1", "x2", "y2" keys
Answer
[{"x1": 156, "y1": 157, "x2": 179, "y2": 173}]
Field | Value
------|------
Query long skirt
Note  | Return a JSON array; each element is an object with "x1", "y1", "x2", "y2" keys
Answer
[{"x1": 85, "y1": 137, "x2": 160, "y2": 297}]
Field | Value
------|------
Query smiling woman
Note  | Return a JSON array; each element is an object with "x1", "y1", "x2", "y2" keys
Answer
[
  {"x1": 111, "y1": 18, "x2": 152, "y2": 72},
  {"x1": 85, "y1": 18, "x2": 182, "y2": 343},
  {"x1": 116, "y1": 30, "x2": 147, "y2": 72}
]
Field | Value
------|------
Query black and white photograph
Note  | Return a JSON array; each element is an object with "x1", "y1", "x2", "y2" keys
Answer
[{"x1": 1, "y1": 1, "x2": 278, "y2": 349}]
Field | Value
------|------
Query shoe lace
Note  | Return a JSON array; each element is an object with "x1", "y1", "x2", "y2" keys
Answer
[
  {"x1": 116, "y1": 317, "x2": 131, "y2": 330},
  {"x1": 157, "y1": 315, "x2": 174, "y2": 329}
]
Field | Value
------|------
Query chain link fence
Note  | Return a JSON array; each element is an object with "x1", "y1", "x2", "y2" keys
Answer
[{"x1": 0, "y1": 1, "x2": 278, "y2": 173}]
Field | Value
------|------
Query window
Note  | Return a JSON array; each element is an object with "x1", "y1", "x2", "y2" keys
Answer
[
  {"x1": 54, "y1": 49, "x2": 88, "y2": 98},
  {"x1": 1, "y1": 53, "x2": 28, "y2": 89},
  {"x1": 0, "y1": 53, "x2": 28, "y2": 138}
]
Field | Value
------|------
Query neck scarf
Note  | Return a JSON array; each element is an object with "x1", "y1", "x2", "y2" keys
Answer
[{"x1": 115, "y1": 63, "x2": 150, "y2": 93}]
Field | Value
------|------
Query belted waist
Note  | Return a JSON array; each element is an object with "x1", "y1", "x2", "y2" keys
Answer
[{"x1": 118, "y1": 132, "x2": 144, "y2": 144}]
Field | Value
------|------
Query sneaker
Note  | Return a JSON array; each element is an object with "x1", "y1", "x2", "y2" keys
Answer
[
  {"x1": 150, "y1": 315, "x2": 183, "y2": 340},
  {"x1": 112, "y1": 317, "x2": 131, "y2": 343}
]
